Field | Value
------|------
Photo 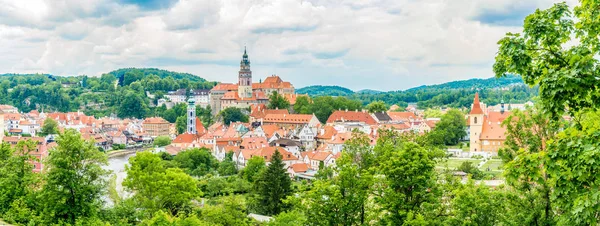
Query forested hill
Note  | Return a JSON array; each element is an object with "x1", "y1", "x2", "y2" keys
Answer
[
  {"x1": 108, "y1": 68, "x2": 208, "y2": 85},
  {"x1": 406, "y1": 75, "x2": 524, "y2": 91},
  {"x1": 297, "y1": 75, "x2": 536, "y2": 109},
  {"x1": 296, "y1": 85, "x2": 354, "y2": 96},
  {"x1": 0, "y1": 68, "x2": 216, "y2": 117}
]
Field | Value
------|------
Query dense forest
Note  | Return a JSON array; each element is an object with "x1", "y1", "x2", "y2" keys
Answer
[
  {"x1": 297, "y1": 75, "x2": 538, "y2": 108},
  {"x1": 0, "y1": 68, "x2": 216, "y2": 118}
]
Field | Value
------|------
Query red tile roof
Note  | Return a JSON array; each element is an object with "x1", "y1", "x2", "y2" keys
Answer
[
  {"x1": 327, "y1": 110, "x2": 377, "y2": 125},
  {"x1": 470, "y1": 93, "x2": 484, "y2": 114},
  {"x1": 290, "y1": 163, "x2": 309, "y2": 173},
  {"x1": 263, "y1": 113, "x2": 314, "y2": 124},
  {"x1": 480, "y1": 112, "x2": 511, "y2": 140},
  {"x1": 283, "y1": 93, "x2": 307, "y2": 105},
  {"x1": 173, "y1": 133, "x2": 198, "y2": 143},
  {"x1": 143, "y1": 117, "x2": 169, "y2": 124},
  {"x1": 211, "y1": 83, "x2": 238, "y2": 91},
  {"x1": 387, "y1": 111, "x2": 419, "y2": 121}
]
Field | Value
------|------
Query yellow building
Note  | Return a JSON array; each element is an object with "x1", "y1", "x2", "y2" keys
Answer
[
  {"x1": 142, "y1": 117, "x2": 170, "y2": 137},
  {"x1": 468, "y1": 93, "x2": 510, "y2": 153}
]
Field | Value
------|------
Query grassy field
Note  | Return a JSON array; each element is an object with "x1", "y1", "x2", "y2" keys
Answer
[
  {"x1": 436, "y1": 159, "x2": 482, "y2": 170},
  {"x1": 481, "y1": 160, "x2": 505, "y2": 171}
]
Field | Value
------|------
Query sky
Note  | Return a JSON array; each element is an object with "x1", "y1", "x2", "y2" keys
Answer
[{"x1": 0, "y1": 0, "x2": 577, "y2": 91}]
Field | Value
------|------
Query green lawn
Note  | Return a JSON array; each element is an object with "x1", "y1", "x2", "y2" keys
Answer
[
  {"x1": 480, "y1": 160, "x2": 505, "y2": 171},
  {"x1": 436, "y1": 159, "x2": 482, "y2": 170}
]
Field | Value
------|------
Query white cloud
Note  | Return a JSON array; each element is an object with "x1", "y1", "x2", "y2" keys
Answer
[{"x1": 0, "y1": 0, "x2": 578, "y2": 91}]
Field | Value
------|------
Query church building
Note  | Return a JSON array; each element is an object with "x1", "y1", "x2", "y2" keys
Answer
[
  {"x1": 210, "y1": 49, "x2": 295, "y2": 115},
  {"x1": 467, "y1": 93, "x2": 511, "y2": 153}
]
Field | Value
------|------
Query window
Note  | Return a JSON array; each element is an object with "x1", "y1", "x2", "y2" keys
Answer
[{"x1": 474, "y1": 117, "x2": 477, "y2": 124}]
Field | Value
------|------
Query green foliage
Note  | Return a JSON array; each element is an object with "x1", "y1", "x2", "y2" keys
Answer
[
  {"x1": 301, "y1": 96, "x2": 362, "y2": 123},
  {"x1": 217, "y1": 152, "x2": 238, "y2": 176},
  {"x1": 303, "y1": 133, "x2": 375, "y2": 225},
  {"x1": 296, "y1": 85, "x2": 354, "y2": 96},
  {"x1": 0, "y1": 141, "x2": 39, "y2": 224},
  {"x1": 457, "y1": 161, "x2": 484, "y2": 180},
  {"x1": 432, "y1": 109, "x2": 467, "y2": 145},
  {"x1": 292, "y1": 95, "x2": 311, "y2": 114},
  {"x1": 376, "y1": 141, "x2": 439, "y2": 225},
  {"x1": 175, "y1": 116, "x2": 186, "y2": 134},
  {"x1": 154, "y1": 135, "x2": 172, "y2": 147},
  {"x1": 200, "y1": 196, "x2": 251, "y2": 226},
  {"x1": 241, "y1": 156, "x2": 266, "y2": 183},
  {"x1": 493, "y1": 2, "x2": 600, "y2": 117},
  {"x1": 41, "y1": 129, "x2": 109, "y2": 224},
  {"x1": 267, "y1": 211, "x2": 307, "y2": 226},
  {"x1": 173, "y1": 148, "x2": 219, "y2": 177},
  {"x1": 218, "y1": 107, "x2": 249, "y2": 124},
  {"x1": 423, "y1": 108, "x2": 443, "y2": 118},
  {"x1": 196, "y1": 105, "x2": 214, "y2": 127},
  {"x1": 250, "y1": 150, "x2": 292, "y2": 216},
  {"x1": 41, "y1": 117, "x2": 59, "y2": 135},
  {"x1": 366, "y1": 100, "x2": 387, "y2": 113},
  {"x1": 118, "y1": 91, "x2": 148, "y2": 119},
  {"x1": 445, "y1": 181, "x2": 505, "y2": 225},
  {"x1": 268, "y1": 91, "x2": 290, "y2": 110},
  {"x1": 124, "y1": 151, "x2": 200, "y2": 216}
]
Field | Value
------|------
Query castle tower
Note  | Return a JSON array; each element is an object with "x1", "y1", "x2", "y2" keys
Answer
[
  {"x1": 187, "y1": 99, "x2": 197, "y2": 134},
  {"x1": 469, "y1": 93, "x2": 484, "y2": 152},
  {"x1": 238, "y1": 47, "x2": 253, "y2": 99}
]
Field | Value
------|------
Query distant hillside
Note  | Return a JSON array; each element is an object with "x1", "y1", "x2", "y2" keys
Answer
[
  {"x1": 296, "y1": 85, "x2": 354, "y2": 96},
  {"x1": 108, "y1": 68, "x2": 208, "y2": 83},
  {"x1": 356, "y1": 89, "x2": 383, "y2": 94},
  {"x1": 406, "y1": 75, "x2": 523, "y2": 91}
]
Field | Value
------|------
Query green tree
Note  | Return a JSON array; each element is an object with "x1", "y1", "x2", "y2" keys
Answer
[
  {"x1": 175, "y1": 116, "x2": 186, "y2": 134},
  {"x1": 124, "y1": 151, "x2": 199, "y2": 216},
  {"x1": 0, "y1": 141, "x2": 40, "y2": 224},
  {"x1": 445, "y1": 181, "x2": 505, "y2": 225},
  {"x1": 457, "y1": 161, "x2": 484, "y2": 180},
  {"x1": 173, "y1": 148, "x2": 219, "y2": 177},
  {"x1": 303, "y1": 132, "x2": 375, "y2": 225},
  {"x1": 41, "y1": 129, "x2": 108, "y2": 224},
  {"x1": 376, "y1": 141, "x2": 439, "y2": 225},
  {"x1": 41, "y1": 117, "x2": 59, "y2": 135},
  {"x1": 268, "y1": 211, "x2": 307, "y2": 226},
  {"x1": 366, "y1": 100, "x2": 387, "y2": 113},
  {"x1": 493, "y1": 1, "x2": 600, "y2": 224},
  {"x1": 493, "y1": 1, "x2": 600, "y2": 117},
  {"x1": 154, "y1": 135, "x2": 172, "y2": 147},
  {"x1": 251, "y1": 150, "x2": 292, "y2": 215},
  {"x1": 200, "y1": 196, "x2": 251, "y2": 226},
  {"x1": 293, "y1": 95, "x2": 311, "y2": 114},
  {"x1": 118, "y1": 91, "x2": 148, "y2": 119},
  {"x1": 433, "y1": 109, "x2": 466, "y2": 145},
  {"x1": 218, "y1": 107, "x2": 249, "y2": 124},
  {"x1": 217, "y1": 152, "x2": 238, "y2": 176},
  {"x1": 423, "y1": 108, "x2": 443, "y2": 118},
  {"x1": 241, "y1": 156, "x2": 266, "y2": 183},
  {"x1": 268, "y1": 91, "x2": 290, "y2": 110}
]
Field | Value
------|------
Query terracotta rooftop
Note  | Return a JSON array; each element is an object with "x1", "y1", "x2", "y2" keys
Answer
[
  {"x1": 470, "y1": 93, "x2": 484, "y2": 115},
  {"x1": 143, "y1": 117, "x2": 169, "y2": 124},
  {"x1": 211, "y1": 83, "x2": 238, "y2": 91},
  {"x1": 387, "y1": 111, "x2": 419, "y2": 121},
  {"x1": 327, "y1": 110, "x2": 377, "y2": 125},
  {"x1": 173, "y1": 133, "x2": 198, "y2": 143},
  {"x1": 480, "y1": 112, "x2": 511, "y2": 140},
  {"x1": 263, "y1": 113, "x2": 314, "y2": 124},
  {"x1": 290, "y1": 163, "x2": 309, "y2": 173}
]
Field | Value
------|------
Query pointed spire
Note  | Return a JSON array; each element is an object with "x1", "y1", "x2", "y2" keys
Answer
[{"x1": 469, "y1": 92, "x2": 484, "y2": 115}]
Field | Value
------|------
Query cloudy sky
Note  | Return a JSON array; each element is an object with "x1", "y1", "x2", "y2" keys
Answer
[{"x1": 0, "y1": 0, "x2": 576, "y2": 91}]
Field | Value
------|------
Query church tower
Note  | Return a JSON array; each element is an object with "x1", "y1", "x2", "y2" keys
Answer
[
  {"x1": 469, "y1": 93, "x2": 484, "y2": 152},
  {"x1": 187, "y1": 99, "x2": 197, "y2": 134},
  {"x1": 238, "y1": 47, "x2": 253, "y2": 99}
]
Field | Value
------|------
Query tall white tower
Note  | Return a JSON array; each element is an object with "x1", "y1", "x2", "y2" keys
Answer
[
  {"x1": 238, "y1": 47, "x2": 253, "y2": 99},
  {"x1": 187, "y1": 99, "x2": 197, "y2": 134}
]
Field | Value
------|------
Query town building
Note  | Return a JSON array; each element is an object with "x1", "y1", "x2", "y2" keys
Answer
[
  {"x1": 468, "y1": 93, "x2": 511, "y2": 153},
  {"x1": 164, "y1": 89, "x2": 210, "y2": 107},
  {"x1": 209, "y1": 49, "x2": 295, "y2": 115},
  {"x1": 142, "y1": 117, "x2": 170, "y2": 137},
  {"x1": 2, "y1": 136, "x2": 49, "y2": 172}
]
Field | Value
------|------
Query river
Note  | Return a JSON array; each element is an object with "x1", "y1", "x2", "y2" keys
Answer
[{"x1": 103, "y1": 152, "x2": 137, "y2": 206}]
